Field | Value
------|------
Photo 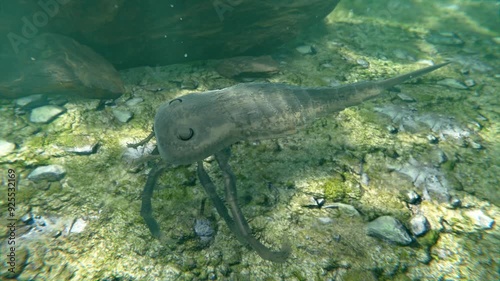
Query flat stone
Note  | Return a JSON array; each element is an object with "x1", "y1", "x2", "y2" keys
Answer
[
  {"x1": 0, "y1": 139, "x2": 16, "y2": 157},
  {"x1": 437, "y1": 78, "x2": 468, "y2": 89},
  {"x1": 397, "y1": 93, "x2": 416, "y2": 102},
  {"x1": 366, "y1": 216, "x2": 413, "y2": 245},
  {"x1": 125, "y1": 97, "x2": 144, "y2": 107},
  {"x1": 29, "y1": 105, "x2": 66, "y2": 124},
  {"x1": 112, "y1": 109, "x2": 133, "y2": 123},
  {"x1": 27, "y1": 165, "x2": 66, "y2": 182},
  {"x1": 296, "y1": 45, "x2": 314, "y2": 55},
  {"x1": 15, "y1": 94, "x2": 47, "y2": 109},
  {"x1": 216, "y1": 56, "x2": 279, "y2": 78},
  {"x1": 410, "y1": 214, "x2": 429, "y2": 236},
  {"x1": 70, "y1": 218, "x2": 87, "y2": 234},
  {"x1": 324, "y1": 203, "x2": 360, "y2": 217},
  {"x1": 65, "y1": 142, "x2": 99, "y2": 155},
  {"x1": 466, "y1": 210, "x2": 494, "y2": 229}
]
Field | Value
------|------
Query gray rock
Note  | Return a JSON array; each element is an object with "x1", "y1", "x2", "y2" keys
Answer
[
  {"x1": 0, "y1": 139, "x2": 16, "y2": 157},
  {"x1": 397, "y1": 93, "x2": 416, "y2": 102},
  {"x1": 27, "y1": 165, "x2": 66, "y2": 182},
  {"x1": 194, "y1": 217, "x2": 215, "y2": 244},
  {"x1": 65, "y1": 142, "x2": 99, "y2": 155},
  {"x1": 410, "y1": 214, "x2": 429, "y2": 236},
  {"x1": 181, "y1": 80, "x2": 199, "y2": 90},
  {"x1": 426, "y1": 31, "x2": 464, "y2": 46},
  {"x1": 465, "y1": 210, "x2": 494, "y2": 229},
  {"x1": 296, "y1": 45, "x2": 314, "y2": 55},
  {"x1": 112, "y1": 109, "x2": 133, "y2": 123},
  {"x1": 318, "y1": 217, "x2": 334, "y2": 224},
  {"x1": 437, "y1": 78, "x2": 468, "y2": 89},
  {"x1": 449, "y1": 196, "x2": 462, "y2": 208},
  {"x1": 400, "y1": 190, "x2": 421, "y2": 204},
  {"x1": 15, "y1": 94, "x2": 47, "y2": 109},
  {"x1": 125, "y1": 97, "x2": 144, "y2": 107},
  {"x1": 69, "y1": 218, "x2": 87, "y2": 234},
  {"x1": 427, "y1": 134, "x2": 439, "y2": 144},
  {"x1": 356, "y1": 59, "x2": 370, "y2": 68},
  {"x1": 29, "y1": 105, "x2": 66, "y2": 123},
  {"x1": 464, "y1": 78, "x2": 475, "y2": 87},
  {"x1": 395, "y1": 158, "x2": 451, "y2": 202},
  {"x1": 366, "y1": 216, "x2": 413, "y2": 245},
  {"x1": 324, "y1": 203, "x2": 360, "y2": 217}
]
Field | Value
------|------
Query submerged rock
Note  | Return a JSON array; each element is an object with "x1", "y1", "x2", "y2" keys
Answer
[
  {"x1": 29, "y1": 105, "x2": 66, "y2": 124},
  {"x1": 465, "y1": 210, "x2": 495, "y2": 229},
  {"x1": 27, "y1": 165, "x2": 66, "y2": 182},
  {"x1": 393, "y1": 158, "x2": 451, "y2": 202},
  {"x1": 0, "y1": 33, "x2": 124, "y2": 99},
  {"x1": 0, "y1": 139, "x2": 16, "y2": 157},
  {"x1": 216, "y1": 56, "x2": 279, "y2": 78},
  {"x1": 194, "y1": 217, "x2": 215, "y2": 244},
  {"x1": 410, "y1": 214, "x2": 430, "y2": 236},
  {"x1": 296, "y1": 45, "x2": 315, "y2": 55},
  {"x1": 366, "y1": 216, "x2": 413, "y2": 245},
  {"x1": 15, "y1": 94, "x2": 48, "y2": 109},
  {"x1": 112, "y1": 109, "x2": 133, "y2": 123}
]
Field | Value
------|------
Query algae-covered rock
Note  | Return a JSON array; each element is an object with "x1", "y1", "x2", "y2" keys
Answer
[
  {"x1": 366, "y1": 216, "x2": 413, "y2": 245},
  {"x1": 27, "y1": 165, "x2": 66, "y2": 182}
]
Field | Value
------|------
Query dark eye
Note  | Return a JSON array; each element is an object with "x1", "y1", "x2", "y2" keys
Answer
[
  {"x1": 177, "y1": 128, "x2": 194, "y2": 141},
  {"x1": 169, "y1": 98, "x2": 182, "y2": 105}
]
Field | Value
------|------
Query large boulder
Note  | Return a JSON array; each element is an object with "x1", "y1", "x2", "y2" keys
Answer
[
  {"x1": 0, "y1": 33, "x2": 125, "y2": 99},
  {"x1": 2, "y1": 0, "x2": 340, "y2": 69}
]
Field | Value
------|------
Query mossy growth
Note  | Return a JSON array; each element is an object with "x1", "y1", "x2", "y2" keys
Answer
[
  {"x1": 343, "y1": 269, "x2": 377, "y2": 281},
  {"x1": 417, "y1": 229, "x2": 440, "y2": 248},
  {"x1": 322, "y1": 173, "x2": 362, "y2": 202}
]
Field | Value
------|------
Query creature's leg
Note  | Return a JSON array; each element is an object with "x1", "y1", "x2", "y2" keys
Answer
[
  {"x1": 141, "y1": 163, "x2": 168, "y2": 238},
  {"x1": 214, "y1": 148, "x2": 291, "y2": 263},
  {"x1": 197, "y1": 161, "x2": 249, "y2": 247},
  {"x1": 128, "y1": 126, "x2": 155, "y2": 148}
]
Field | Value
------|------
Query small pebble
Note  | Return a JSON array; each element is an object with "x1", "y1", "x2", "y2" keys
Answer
[
  {"x1": 386, "y1": 125, "x2": 398, "y2": 134},
  {"x1": 397, "y1": 93, "x2": 416, "y2": 102},
  {"x1": 296, "y1": 45, "x2": 315, "y2": 55},
  {"x1": 125, "y1": 97, "x2": 144, "y2": 106},
  {"x1": 400, "y1": 190, "x2": 421, "y2": 204},
  {"x1": 112, "y1": 109, "x2": 133, "y2": 123},
  {"x1": 15, "y1": 94, "x2": 47, "y2": 109},
  {"x1": 449, "y1": 196, "x2": 462, "y2": 208},
  {"x1": 27, "y1": 165, "x2": 66, "y2": 182},
  {"x1": 318, "y1": 217, "x2": 334, "y2": 224},
  {"x1": 464, "y1": 79, "x2": 475, "y2": 87},
  {"x1": 20, "y1": 213, "x2": 34, "y2": 225},
  {"x1": 427, "y1": 134, "x2": 439, "y2": 144},
  {"x1": 437, "y1": 78, "x2": 468, "y2": 89},
  {"x1": 465, "y1": 210, "x2": 494, "y2": 229},
  {"x1": 65, "y1": 143, "x2": 99, "y2": 155},
  {"x1": 410, "y1": 214, "x2": 429, "y2": 236},
  {"x1": 181, "y1": 80, "x2": 199, "y2": 90},
  {"x1": 324, "y1": 203, "x2": 360, "y2": 217},
  {"x1": 29, "y1": 105, "x2": 66, "y2": 123},
  {"x1": 356, "y1": 59, "x2": 370, "y2": 68},
  {"x1": 70, "y1": 218, "x2": 87, "y2": 234},
  {"x1": 426, "y1": 32, "x2": 464, "y2": 45},
  {"x1": 194, "y1": 217, "x2": 215, "y2": 244},
  {"x1": 470, "y1": 141, "x2": 483, "y2": 149},
  {"x1": 0, "y1": 139, "x2": 16, "y2": 157},
  {"x1": 360, "y1": 173, "x2": 369, "y2": 186},
  {"x1": 366, "y1": 216, "x2": 413, "y2": 245}
]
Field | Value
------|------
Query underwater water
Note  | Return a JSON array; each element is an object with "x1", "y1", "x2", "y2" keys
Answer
[{"x1": 0, "y1": 0, "x2": 499, "y2": 280}]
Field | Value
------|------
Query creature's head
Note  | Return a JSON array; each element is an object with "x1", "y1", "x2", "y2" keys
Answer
[{"x1": 154, "y1": 92, "x2": 237, "y2": 165}]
